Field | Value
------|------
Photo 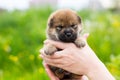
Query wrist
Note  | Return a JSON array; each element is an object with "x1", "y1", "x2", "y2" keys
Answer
[{"x1": 86, "y1": 61, "x2": 115, "y2": 80}]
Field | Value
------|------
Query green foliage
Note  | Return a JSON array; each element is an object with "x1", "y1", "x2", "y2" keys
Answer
[
  {"x1": 0, "y1": 8, "x2": 120, "y2": 80},
  {"x1": 84, "y1": 11, "x2": 120, "y2": 61},
  {"x1": 106, "y1": 55, "x2": 120, "y2": 80},
  {"x1": 0, "y1": 8, "x2": 53, "y2": 80}
]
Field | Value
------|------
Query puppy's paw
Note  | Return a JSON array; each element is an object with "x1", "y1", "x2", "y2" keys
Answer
[
  {"x1": 44, "y1": 44, "x2": 57, "y2": 55},
  {"x1": 55, "y1": 69, "x2": 65, "y2": 79},
  {"x1": 71, "y1": 74, "x2": 83, "y2": 79},
  {"x1": 74, "y1": 38, "x2": 85, "y2": 48},
  {"x1": 50, "y1": 66, "x2": 64, "y2": 79}
]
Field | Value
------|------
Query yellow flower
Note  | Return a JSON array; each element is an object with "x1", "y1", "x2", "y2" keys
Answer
[
  {"x1": 0, "y1": 35, "x2": 1, "y2": 40},
  {"x1": 112, "y1": 20, "x2": 120, "y2": 28},
  {"x1": 39, "y1": 67, "x2": 44, "y2": 74},
  {"x1": 18, "y1": 77, "x2": 24, "y2": 80},
  {"x1": 9, "y1": 55, "x2": 18, "y2": 62},
  {"x1": 3, "y1": 45, "x2": 11, "y2": 53},
  {"x1": 37, "y1": 54, "x2": 42, "y2": 60},
  {"x1": 112, "y1": 16, "x2": 120, "y2": 28},
  {"x1": 29, "y1": 55, "x2": 35, "y2": 61}
]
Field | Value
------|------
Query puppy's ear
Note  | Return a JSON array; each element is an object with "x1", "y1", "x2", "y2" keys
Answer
[
  {"x1": 48, "y1": 18, "x2": 54, "y2": 27},
  {"x1": 77, "y1": 16, "x2": 81, "y2": 23}
]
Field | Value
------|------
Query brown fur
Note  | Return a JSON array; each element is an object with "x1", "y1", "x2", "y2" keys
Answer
[{"x1": 44, "y1": 9, "x2": 85, "y2": 80}]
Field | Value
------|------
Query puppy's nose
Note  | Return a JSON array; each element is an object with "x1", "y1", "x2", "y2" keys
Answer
[
  {"x1": 64, "y1": 31, "x2": 72, "y2": 37},
  {"x1": 65, "y1": 32, "x2": 72, "y2": 37},
  {"x1": 64, "y1": 29, "x2": 73, "y2": 37}
]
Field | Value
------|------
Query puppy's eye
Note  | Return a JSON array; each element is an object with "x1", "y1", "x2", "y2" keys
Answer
[
  {"x1": 56, "y1": 26, "x2": 63, "y2": 31},
  {"x1": 71, "y1": 24, "x2": 77, "y2": 29}
]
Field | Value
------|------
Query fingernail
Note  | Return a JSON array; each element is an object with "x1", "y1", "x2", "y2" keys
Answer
[
  {"x1": 42, "y1": 61, "x2": 45, "y2": 65},
  {"x1": 40, "y1": 54, "x2": 43, "y2": 58},
  {"x1": 43, "y1": 61, "x2": 48, "y2": 67},
  {"x1": 39, "y1": 49, "x2": 42, "y2": 53},
  {"x1": 44, "y1": 40, "x2": 49, "y2": 44},
  {"x1": 83, "y1": 33, "x2": 89, "y2": 39},
  {"x1": 86, "y1": 33, "x2": 89, "y2": 37},
  {"x1": 39, "y1": 54, "x2": 41, "y2": 57},
  {"x1": 39, "y1": 49, "x2": 44, "y2": 54},
  {"x1": 55, "y1": 51, "x2": 60, "y2": 54}
]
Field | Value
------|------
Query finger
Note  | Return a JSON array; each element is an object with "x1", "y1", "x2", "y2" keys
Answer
[
  {"x1": 81, "y1": 75, "x2": 89, "y2": 80},
  {"x1": 83, "y1": 33, "x2": 89, "y2": 40},
  {"x1": 41, "y1": 53, "x2": 63, "y2": 65},
  {"x1": 43, "y1": 61, "x2": 49, "y2": 69},
  {"x1": 52, "y1": 51, "x2": 64, "y2": 59},
  {"x1": 40, "y1": 49, "x2": 63, "y2": 59},
  {"x1": 39, "y1": 49, "x2": 44, "y2": 59},
  {"x1": 39, "y1": 48, "x2": 44, "y2": 54},
  {"x1": 44, "y1": 40, "x2": 75, "y2": 49},
  {"x1": 41, "y1": 53, "x2": 63, "y2": 59},
  {"x1": 43, "y1": 62, "x2": 59, "y2": 80}
]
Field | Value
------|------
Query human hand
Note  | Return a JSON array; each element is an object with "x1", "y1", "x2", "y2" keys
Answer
[
  {"x1": 43, "y1": 62, "x2": 88, "y2": 80},
  {"x1": 40, "y1": 33, "x2": 115, "y2": 80},
  {"x1": 40, "y1": 33, "x2": 96, "y2": 75}
]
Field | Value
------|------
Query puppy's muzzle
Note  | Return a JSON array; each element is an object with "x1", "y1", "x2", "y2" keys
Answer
[
  {"x1": 64, "y1": 30, "x2": 72, "y2": 38},
  {"x1": 59, "y1": 29, "x2": 77, "y2": 42}
]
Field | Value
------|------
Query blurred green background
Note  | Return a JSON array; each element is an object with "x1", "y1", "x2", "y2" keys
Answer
[{"x1": 0, "y1": 7, "x2": 120, "y2": 80}]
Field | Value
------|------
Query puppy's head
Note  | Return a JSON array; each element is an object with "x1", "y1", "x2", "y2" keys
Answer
[{"x1": 47, "y1": 9, "x2": 82, "y2": 42}]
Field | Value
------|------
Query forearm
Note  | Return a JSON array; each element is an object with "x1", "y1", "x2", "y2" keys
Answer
[{"x1": 86, "y1": 61, "x2": 115, "y2": 80}]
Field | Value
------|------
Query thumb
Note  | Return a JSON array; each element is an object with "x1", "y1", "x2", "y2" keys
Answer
[{"x1": 83, "y1": 33, "x2": 89, "y2": 40}]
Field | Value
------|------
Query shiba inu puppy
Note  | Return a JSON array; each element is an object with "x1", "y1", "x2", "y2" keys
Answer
[{"x1": 44, "y1": 9, "x2": 85, "y2": 80}]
